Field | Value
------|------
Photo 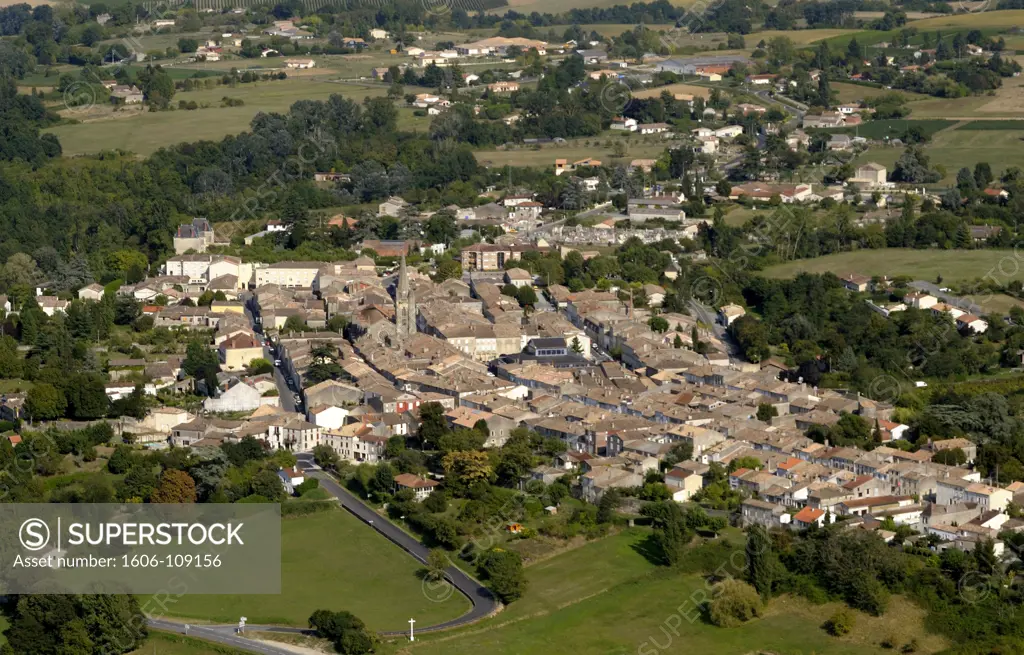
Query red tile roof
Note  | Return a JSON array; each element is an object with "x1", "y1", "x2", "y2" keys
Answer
[{"x1": 794, "y1": 506, "x2": 824, "y2": 523}]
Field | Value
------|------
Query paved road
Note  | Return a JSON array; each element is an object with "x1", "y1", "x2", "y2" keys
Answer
[
  {"x1": 295, "y1": 455, "x2": 499, "y2": 632},
  {"x1": 909, "y1": 280, "x2": 985, "y2": 316},
  {"x1": 244, "y1": 302, "x2": 298, "y2": 413},
  {"x1": 147, "y1": 619, "x2": 297, "y2": 655}
]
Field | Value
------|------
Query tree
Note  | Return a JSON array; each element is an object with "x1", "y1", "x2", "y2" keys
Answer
[
  {"x1": 283, "y1": 314, "x2": 307, "y2": 333},
  {"x1": 151, "y1": 469, "x2": 197, "y2": 503},
  {"x1": 570, "y1": 336, "x2": 584, "y2": 354},
  {"x1": 648, "y1": 316, "x2": 669, "y2": 333},
  {"x1": 932, "y1": 447, "x2": 967, "y2": 466},
  {"x1": 756, "y1": 403, "x2": 778, "y2": 423},
  {"x1": 312, "y1": 444, "x2": 339, "y2": 470},
  {"x1": 426, "y1": 547, "x2": 449, "y2": 581},
  {"x1": 183, "y1": 340, "x2": 220, "y2": 394},
  {"x1": 26, "y1": 382, "x2": 66, "y2": 420},
  {"x1": 664, "y1": 442, "x2": 694, "y2": 467},
  {"x1": 441, "y1": 450, "x2": 492, "y2": 494},
  {"x1": 708, "y1": 579, "x2": 763, "y2": 627},
  {"x1": 746, "y1": 525, "x2": 777, "y2": 598},
  {"x1": 597, "y1": 488, "x2": 621, "y2": 523},
  {"x1": 435, "y1": 259, "x2": 462, "y2": 282},
  {"x1": 643, "y1": 501, "x2": 691, "y2": 566},
  {"x1": 250, "y1": 469, "x2": 285, "y2": 501},
  {"x1": 418, "y1": 402, "x2": 448, "y2": 448},
  {"x1": 308, "y1": 610, "x2": 376, "y2": 655},
  {"x1": 824, "y1": 609, "x2": 855, "y2": 636},
  {"x1": 478, "y1": 548, "x2": 526, "y2": 603},
  {"x1": 516, "y1": 285, "x2": 538, "y2": 308}
]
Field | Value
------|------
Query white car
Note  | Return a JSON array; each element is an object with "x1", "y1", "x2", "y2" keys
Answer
[{"x1": 274, "y1": 359, "x2": 281, "y2": 366}]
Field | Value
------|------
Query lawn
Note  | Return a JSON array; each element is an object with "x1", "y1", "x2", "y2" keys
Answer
[
  {"x1": 761, "y1": 248, "x2": 1024, "y2": 284},
  {"x1": 855, "y1": 127, "x2": 1024, "y2": 184},
  {"x1": 130, "y1": 632, "x2": 246, "y2": 655},
  {"x1": 831, "y1": 82, "x2": 929, "y2": 104},
  {"x1": 406, "y1": 529, "x2": 945, "y2": 655},
  {"x1": 475, "y1": 136, "x2": 671, "y2": 168},
  {"x1": 156, "y1": 509, "x2": 470, "y2": 629},
  {"x1": 45, "y1": 79, "x2": 391, "y2": 156}
]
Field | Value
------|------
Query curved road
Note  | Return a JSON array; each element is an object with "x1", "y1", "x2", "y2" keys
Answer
[{"x1": 146, "y1": 457, "x2": 498, "y2": 653}]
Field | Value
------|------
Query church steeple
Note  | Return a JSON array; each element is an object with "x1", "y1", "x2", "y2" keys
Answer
[{"x1": 395, "y1": 254, "x2": 416, "y2": 342}]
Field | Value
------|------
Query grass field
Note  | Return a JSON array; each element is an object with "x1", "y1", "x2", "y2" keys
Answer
[
  {"x1": 157, "y1": 510, "x2": 470, "y2": 629},
  {"x1": 475, "y1": 137, "x2": 670, "y2": 168},
  {"x1": 45, "y1": 79, "x2": 391, "y2": 156},
  {"x1": 906, "y1": 71, "x2": 1024, "y2": 119},
  {"x1": 488, "y1": 0, "x2": 698, "y2": 13},
  {"x1": 832, "y1": 82, "x2": 929, "y2": 104},
  {"x1": 407, "y1": 529, "x2": 945, "y2": 655},
  {"x1": 131, "y1": 632, "x2": 246, "y2": 655},
  {"x1": 761, "y1": 248, "x2": 1024, "y2": 284},
  {"x1": 757, "y1": 28, "x2": 862, "y2": 44},
  {"x1": 855, "y1": 126, "x2": 1024, "y2": 184},
  {"x1": 827, "y1": 118, "x2": 957, "y2": 140}
]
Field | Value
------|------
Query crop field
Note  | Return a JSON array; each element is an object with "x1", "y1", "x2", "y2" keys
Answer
[
  {"x1": 633, "y1": 82, "x2": 711, "y2": 99},
  {"x1": 45, "y1": 79, "x2": 392, "y2": 156}
]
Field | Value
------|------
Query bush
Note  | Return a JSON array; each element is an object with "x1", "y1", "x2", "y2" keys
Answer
[
  {"x1": 708, "y1": 579, "x2": 763, "y2": 627},
  {"x1": 478, "y1": 548, "x2": 526, "y2": 603},
  {"x1": 422, "y1": 489, "x2": 448, "y2": 513},
  {"x1": 281, "y1": 500, "x2": 336, "y2": 517},
  {"x1": 824, "y1": 609, "x2": 855, "y2": 636}
]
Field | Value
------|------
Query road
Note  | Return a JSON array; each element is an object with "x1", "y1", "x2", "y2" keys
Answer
[
  {"x1": 146, "y1": 619, "x2": 297, "y2": 655},
  {"x1": 244, "y1": 299, "x2": 299, "y2": 413},
  {"x1": 295, "y1": 455, "x2": 499, "y2": 632},
  {"x1": 909, "y1": 280, "x2": 985, "y2": 316}
]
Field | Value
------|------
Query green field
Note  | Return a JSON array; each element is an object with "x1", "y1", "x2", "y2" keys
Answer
[
  {"x1": 131, "y1": 632, "x2": 246, "y2": 655},
  {"x1": 45, "y1": 79, "x2": 392, "y2": 156},
  {"x1": 824, "y1": 119, "x2": 956, "y2": 141},
  {"x1": 831, "y1": 82, "x2": 929, "y2": 104},
  {"x1": 475, "y1": 137, "x2": 670, "y2": 168},
  {"x1": 407, "y1": 529, "x2": 945, "y2": 655},
  {"x1": 855, "y1": 126, "x2": 1024, "y2": 184},
  {"x1": 157, "y1": 510, "x2": 470, "y2": 629},
  {"x1": 761, "y1": 249, "x2": 1024, "y2": 284}
]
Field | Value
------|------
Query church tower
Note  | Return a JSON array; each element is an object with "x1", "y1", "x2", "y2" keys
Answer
[{"x1": 395, "y1": 254, "x2": 416, "y2": 342}]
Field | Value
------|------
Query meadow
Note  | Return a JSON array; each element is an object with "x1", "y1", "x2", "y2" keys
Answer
[
  {"x1": 855, "y1": 125, "x2": 1024, "y2": 184},
  {"x1": 156, "y1": 509, "x2": 470, "y2": 629},
  {"x1": 761, "y1": 248, "x2": 1024, "y2": 284},
  {"x1": 831, "y1": 81, "x2": 929, "y2": 104},
  {"x1": 45, "y1": 79, "x2": 394, "y2": 156},
  {"x1": 405, "y1": 528, "x2": 946, "y2": 655},
  {"x1": 474, "y1": 137, "x2": 671, "y2": 168}
]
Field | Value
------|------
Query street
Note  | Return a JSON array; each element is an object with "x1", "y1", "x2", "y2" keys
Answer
[{"x1": 244, "y1": 298, "x2": 300, "y2": 413}]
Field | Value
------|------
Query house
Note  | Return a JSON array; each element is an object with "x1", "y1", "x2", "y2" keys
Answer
[
  {"x1": 970, "y1": 225, "x2": 1002, "y2": 242},
  {"x1": 36, "y1": 296, "x2": 68, "y2": 316},
  {"x1": 78, "y1": 284, "x2": 105, "y2": 301},
  {"x1": 902, "y1": 292, "x2": 937, "y2": 310},
  {"x1": 741, "y1": 498, "x2": 791, "y2": 528},
  {"x1": 173, "y1": 218, "x2": 215, "y2": 254},
  {"x1": 637, "y1": 123, "x2": 671, "y2": 135},
  {"x1": 851, "y1": 162, "x2": 887, "y2": 186},
  {"x1": 665, "y1": 467, "x2": 703, "y2": 502},
  {"x1": 369, "y1": 28, "x2": 388, "y2": 39},
  {"x1": 718, "y1": 303, "x2": 745, "y2": 325},
  {"x1": 204, "y1": 379, "x2": 264, "y2": 413},
  {"x1": 218, "y1": 333, "x2": 262, "y2": 371},
  {"x1": 714, "y1": 125, "x2": 744, "y2": 139},
  {"x1": 839, "y1": 273, "x2": 871, "y2": 292},
  {"x1": 745, "y1": 73, "x2": 777, "y2": 85},
  {"x1": 488, "y1": 81, "x2": 519, "y2": 93},
  {"x1": 956, "y1": 314, "x2": 988, "y2": 334},
  {"x1": 828, "y1": 134, "x2": 853, "y2": 151},
  {"x1": 504, "y1": 268, "x2": 533, "y2": 289},
  {"x1": 278, "y1": 467, "x2": 305, "y2": 495},
  {"x1": 110, "y1": 85, "x2": 143, "y2": 104},
  {"x1": 254, "y1": 261, "x2": 322, "y2": 288},
  {"x1": 394, "y1": 473, "x2": 439, "y2": 499},
  {"x1": 792, "y1": 506, "x2": 833, "y2": 529},
  {"x1": 642, "y1": 284, "x2": 666, "y2": 307},
  {"x1": 696, "y1": 136, "x2": 719, "y2": 154},
  {"x1": 611, "y1": 116, "x2": 638, "y2": 131},
  {"x1": 284, "y1": 58, "x2": 315, "y2": 69},
  {"x1": 729, "y1": 183, "x2": 812, "y2": 204},
  {"x1": 307, "y1": 404, "x2": 350, "y2": 431}
]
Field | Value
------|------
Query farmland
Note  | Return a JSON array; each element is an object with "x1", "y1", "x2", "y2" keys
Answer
[
  {"x1": 474, "y1": 137, "x2": 672, "y2": 168},
  {"x1": 831, "y1": 82, "x2": 929, "y2": 104},
  {"x1": 406, "y1": 529, "x2": 946, "y2": 655},
  {"x1": 761, "y1": 248, "x2": 1024, "y2": 285},
  {"x1": 157, "y1": 509, "x2": 470, "y2": 629},
  {"x1": 45, "y1": 79, "x2": 394, "y2": 156},
  {"x1": 633, "y1": 82, "x2": 711, "y2": 99}
]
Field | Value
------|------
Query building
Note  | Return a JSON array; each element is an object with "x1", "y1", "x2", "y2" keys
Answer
[
  {"x1": 78, "y1": 283, "x2": 105, "y2": 301},
  {"x1": 488, "y1": 81, "x2": 519, "y2": 93},
  {"x1": 460, "y1": 244, "x2": 541, "y2": 271},
  {"x1": 840, "y1": 273, "x2": 871, "y2": 292},
  {"x1": 284, "y1": 58, "x2": 315, "y2": 69},
  {"x1": 395, "y1": 255, "x2": 417, "y2": 344},
  {"x1": 394, "y1": 473, "x2": 439, "y2": 499},
  {"x1": 173, "y1": 218, "x2": 215, "y2": 254},
  {"x1": 729, "y1": 183, "x2": 812, "y2": 203},
  {"x1": 718, "y1": 303, "x2": 746, "y2": 325},
  {"x1": 110, "y1": 85, "x2": 143, "y2": 104},
  {"x1": 851, "y1": 162, "x2": 887, "y2": 186},
  {"x1": 504, "y1": 268, "x2": 533, "y2": 289},
  {"x1": 218, "y1": 333, "x2": 262, "y2": 371},
  {"x1": 254, "y1": 261, "x2": 322, "y2": 288}
]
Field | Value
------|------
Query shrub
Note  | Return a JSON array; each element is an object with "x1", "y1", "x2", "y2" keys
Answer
[
  {"x1": 824, "y1": 609, "x2": 855, "y2": 636},
  {"x1": 708, "y1": 579, "x2": 763, "y2": 627}
]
